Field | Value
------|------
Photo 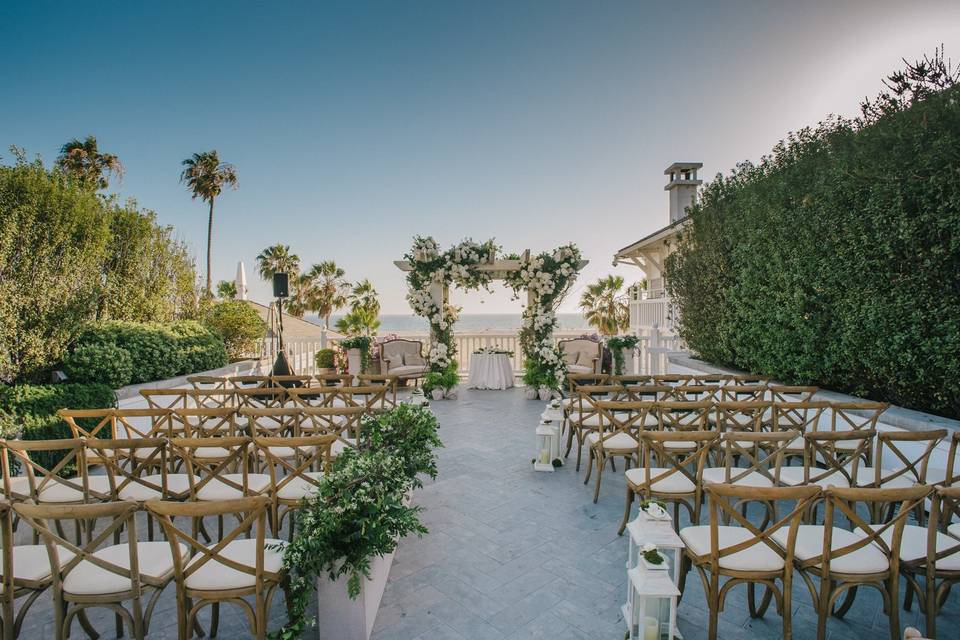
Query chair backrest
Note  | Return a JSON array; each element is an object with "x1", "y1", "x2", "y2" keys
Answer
[
  {"x1": 171, "y1": 407, "x2": 239, "y2": 439},
  {"x1": 694, "y1": 374, "x2": 736, "y2": 386},
  {"x1": 733, "y1": 375, "x2": 769, "y2": 385},
  {"x1": 866, "y1": 429, "x2": 947, "y2": 488},
  {"x1": 557, "y1": 338, "x2": 601, "y2": 369},
  {"x1": 815, "y1": 486, "x2": 932, "y2": 577},
  {"x1": 285, "y1": 386, "x2": 332, "y2": 407},
  {"x1": 2, "y1": 438, "x2": 87, "y2": 503},
  {"x1": 666, "y1": 384, "x2": 717, "y2": 401},
  {"x1": 315, "y1": 372, "x2": 352, "y2": 387},
  {"x1": 255, "y1": 435, "x2": 336, "y2": 497},
  {"x1": 380, "y1": 339, "x2": 424, "y2": 372},
  {"x1": 610, "y1": 375, "x2": 653, "y2": 388},
  {"x1": 717, "y1": 384, "x2": 767, "y2": 402},
  {"x1": 189, "y1": 389, "x2": 237, "y2": 410},
  {"x1": 14, "y1": 500, "x2": 149, "y2": 595},
  {"x1": 622, "y1": 384, "x2": 672, "y2": 403},
  {"x1": 241, "y1": 407, "x2": 303, "y2": 438},
  {"x1": 270, "y1": 374, "x2": 313, "y2": 389},
  {"x1": 714, "y1": 431, "x2": 799, "y2": 487},
  {"x1": 657, "y1": 400, "x2": 713, "y2": 432},
  {"x1": 84, "y1": 438, "x2": 168, "y2": 501},
  {"x1": 652, "y1": 374, "x2": 698, "y2": 387},
  {"x1": 57, "y1": 408, "x2": 117, "y2": 441},
  {"x1": 300, "y1": 407, "x2": 368, "y2": 447},
  {"x1": 828, "y1": 401, "x2": 889, "y2": 433},
  {"x1": 187, "y1": 376, "x2": 230, "y2": 390},
  {"x1": 145, "y1": 496, "x2": 278, "y2": 594},
  {"x1": 945, "y1": 432, "x2": 960, "y2": 487},
  {"x1": 714, "y1": 401, "x2": 769, "y2": 433},
  {"x1": 771, "y1": 400, "x2": 829, "y2": 434},
  {"x1": 356, "y1": 375, "x2": 399, "y2": 407},
  {"x1": 140, "y1": 388, "x2": 193, "y2": 411},
  {"x1": 229, "y1": 375, "x2": 272, "y2": 389},
  {"x1": 169, "y1": 436, "x2": 261, "y2": 499},
  {"x1": 595, "y1": 401, "x2": 656, "y2": 449},
  {"x1": 565, "y1": 373, "x2": 609, "y2": 395},
  {"x1": 235, "y1": 387, "x2": 288, "y2": 409},
  {"x1": 573, "y1": 385, "x2": 624, "y2": 421},
  {"x1": 700, "y1": 483, "x2": 820, "y2": 570},
  {"x1": 638, "y1": 430, "x2": 718, "y2": 494},
  {"x1": 801, "y1": 429, "x2": 876, "y2": 486},
  {"x1": 337, "y1": 385, "x2": 390, "y2": 412},
  {"x1": 768, "y1": 385, "x2": 818, "y2": 403}
]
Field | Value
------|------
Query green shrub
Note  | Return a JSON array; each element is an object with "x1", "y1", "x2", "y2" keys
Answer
[
  {"x1": 62, "y1": 343, "x2": 133, "y2": 388},
  {"x1": 315, "y1": 348, "x2": 336, "y2": 369},
  {"x1": 0, "y1": 383, "x2": 117, "y2": 471},
  {"x1": 76, "y1": 321, "x2": 182, "y2": 383},
  {"x1": 666, "y1": 53, "x2": 960, "y2": 418},
  {"x1": 203, "y1": 301, "x2": 266, "y2": 361},
  {"x1": 169, "y1": 320, "x2": 228, "y2": 374}
]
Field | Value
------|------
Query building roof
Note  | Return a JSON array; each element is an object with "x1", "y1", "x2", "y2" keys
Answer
[
  {"x1": 614, "y1": 216, "x2": 690, "y2": 260},
  {"x1": 663, "y1": 162, "x2": 703, "y2": 174},
  {"x1": 244, "y1": 300, "x2": 344, "y2": 340}
]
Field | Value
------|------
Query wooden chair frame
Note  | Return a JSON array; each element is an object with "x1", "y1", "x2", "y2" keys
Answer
[
  {"x1": 314, "y1": 373, "x2": 352, "y2": 387},
  {"x1": 356, "y1": 375, "x2": 399, "y2": 408},
  {"x1": 140, "y1": 389, "x2": 193, "y2": 411},
  {"x1": 234, "y1": 387, "x2": 288, "y2": 410},
  {"x1": 228, "y1": 375, "x2": 272, "y2": 389},
  {"x1": 14, "y1": 500, "x2": 170, "y2": 640},
  {"x1": 566, "y1": 385, "x2": 622, "y2": 472},
  {"x1": 254, "y1": 435, "x2": 335, "y2": 537},
  {"x1": 859, "y1": 430, "x2": 946, "y2": 522},
  {"x1": 0, "y1": 499, "x2": 52, "y2": 640},
  {"x1": 584, "y1": 401, "x2": 652, "y2": 503},
  {"x1": 299, "y1": 407, "x2": 368, "y2": 455},
  {"x1": 145, "y1": 496, "x2": 286, "y2": 640},
  {"x1": 171, "y1": 408, "x2": 240, "y2": 441},
  {"x1": 941, "y1": 431, "x2": 960, "y2": 487},
  {"x1": 186, "y1": 376, "x2": 230, "y2": 390},
  {"x1": 683, "y1": 484, "x2": 820, "y2": 640},
  {"x1": 717, "y1": 385, "x2": 767, "y2": 402}
]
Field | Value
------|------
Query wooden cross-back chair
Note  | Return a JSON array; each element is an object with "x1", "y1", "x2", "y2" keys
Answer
[
  {"x1": 0, "y1": 498, "x2": 56, "y2": 640},
  {"x1": 733, "y1": 375, "x2": 769, "y2": 386},
  {"x1": 827, "y1": 402, "x2": 889, "y2": 465},
  {"x1": 314, "y1": 372, "x2": 352, "y2": 387},
  {"x1": 717, "y1": 385, "x2": 768, "y2": 402},
  {"x1": 666, "y1": 384, "x2": 717, "y2": 402},
  {"x1": 694, "y1": 374, "x2": 737, "y2": 386},
  {"x1": 778, "y1": 430, "x2": 876, "y2": 502},
  {"x1": 145, "y1": 496, "x2": 287, "y2": 640},
  {"x1": 171, "y1": 408, "x2": 239, "y2": 442},
  {"x1": 188, "y1": 389, "x2": 236, "y2": 410},
  {"x1": 284, "y1": 386, "x2": 331, "y2": 408},
  {"x1": 944, "y1": 431, "x2": 960, "y2": 487},
  {"x1": 584, "y1": 401, "x2": 652, "y2": 503},
  {"x1": 14, "y1": 500, "x2": 176, "y2": 640},
  {"x1": 901, "y1": 486, "x2": 960, "y2": 638},
  {"x1": 656, "y1": 399, "x2": 714, "y2": 459},
  {"x1": 234, "y1": 387, "x2": 287, "y2": 410},
  {"x1": 783, "y1": 485, "x2": 931, "y2": 640},
  {"x1": 768, "y1": 385, "x2": 818, "y2": 404},
  {"x1": 621, "y1": 384, "x2": 672, "y2": 403},
  {"x1": 228, "y1": 375, "x2": 272, "y2": 389},
  {"x1": 610, "y1": 375, "x2": 653, "y2": 388},
  {"x1": 269, "y1": 374, "x2": 313, "y2": 389},
  {"x1": 300, "y1": 407, "x2": 368, "y2": 458},
  {"x1": 254, "y1": 435, "x2": 335, "y2": 538},
  {"x1": 356, "y1": 374, "x2": 399, "y2": 408},
  {"x1": 712, "y1": 401, "x2": 769, "y2": 435},
  {"x1": 679, "y1": 484, "x2": 821, "y2": 640},
  {"x1": 140, "y1": 389, "x2": 193, "y2": 412},
  {"x1": 1, "y1": 439, "x2": 107, "y2": 517},
  {"x1": 566, "y1": 384, "x2": 623, "y2": 472},
  {"x1": 653, "y1": 374, "x2": 698, "y2": 387},
  {"x1": 186, "y1": 376, "x2": 230, "y2": 391},
  {"x1": 336, "y1": 385, "x2": 390, "y2": 413},
  {"x1": 242, "y1": 407, "x2": 308, "y2": 467},
  {"x1": 701, "y1": 431, "x2": 800, "y2": 527},
  {"x1": 620, "y1": 430, "x2": 718, "y2": 534}
]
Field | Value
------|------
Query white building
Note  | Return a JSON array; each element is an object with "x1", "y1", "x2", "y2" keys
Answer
[{"x1": 613, "y1": 162, "x2": 702, "y2": 335}]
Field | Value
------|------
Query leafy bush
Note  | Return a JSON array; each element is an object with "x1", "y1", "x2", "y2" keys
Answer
[
  {"x1": 666, "y1": 52, "x2": 960, "y2": 418},
  {"x1": 61, "y1": 343, "x2": 133, "y2": 388},
  {"x1": 203, "y1": 301, "x2": 266, "y2": 361},
  {"x1": 169, "y1": 320, "x2": 228, "y2": 373},
  {"x1": 0, "y1": 383, "x2": 117, "y2": 471},
  {"x1": 275, "y1": 405, "x2": 440, "y2": 639},
  {"x1": 315, "y1": 348, "x2": 336, "y2": 369}
]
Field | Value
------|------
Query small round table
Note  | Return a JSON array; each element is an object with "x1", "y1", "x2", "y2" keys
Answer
[{"x1": 466, "y1": 353, "x2": 514, "y2": 390}]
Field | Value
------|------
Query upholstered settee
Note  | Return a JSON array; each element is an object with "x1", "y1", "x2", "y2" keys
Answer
[
  {"x1": 380, "y1": 339, "x2": 430, "y2": 384},
  {"x1": 557, "y1": 338, "x2": 602, "y2": 374}
]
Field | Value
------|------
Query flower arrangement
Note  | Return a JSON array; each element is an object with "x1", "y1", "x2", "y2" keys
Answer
[
  {"x1": 473, "y1": 345, "x2": 514, "y2": 357},
  {"x1": 606, "y1": 334, "x2": 641, "y2": 375},
  {"x1": 404, "y1": 237, "x2": 582, "y2": 393},
  {"x1": 339, "y1": 335, "x2": 374, "y2": 373}
]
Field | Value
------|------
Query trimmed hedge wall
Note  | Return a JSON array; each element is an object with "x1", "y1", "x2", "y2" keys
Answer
[
  {"x1": 64, "y1": 320, "x2": 228, "y2": 388},
  {"x1": 666, "y1": 65, "x2": 960, "y2": 419},
  {"x1": 0, "y1": 383, "x2": 117, "y2": 471}
]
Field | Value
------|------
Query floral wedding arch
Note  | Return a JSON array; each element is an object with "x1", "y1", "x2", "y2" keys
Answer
[{"x1": 396, "y1": 236, "x2": 586, "y2": 389}]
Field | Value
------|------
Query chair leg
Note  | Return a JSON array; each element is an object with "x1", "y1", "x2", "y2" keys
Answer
[
  {"x1": 925, "y1": 575, "x2": 937, "y2": 639},
  {"x1": 887, "y1": 575, "x2": 900, "y2": 640},
  {"x1": 707, "y1": 572, "x2": 720, "y2": 640},
  {"x1": 618, "y1": 487, "x2": 633, "y2": 535},
  {"x1": 592, "y1": 453, "x2": 604, "y2": 503},
  {"x1": 815, "y1": 579, "x2": 830, "y2": 640},
  {"x1": 582, "y1": 447, "x2": 594, "y2": 484}
]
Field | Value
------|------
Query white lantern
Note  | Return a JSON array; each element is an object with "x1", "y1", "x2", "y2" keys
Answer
[
  {"x1": 625, "y1": 566, "x2": 678, "y2": 640},
  {"x1": 534, "y1": 422, "x2": 560, "y2": 472}
]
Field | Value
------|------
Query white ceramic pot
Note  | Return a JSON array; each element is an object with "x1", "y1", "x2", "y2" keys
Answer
[
  {"x1": 525, "y1": 387, "x2": 537, "y2": 400},
  {"x1": 620, "y1": 348, "x2": 636, "y2": 376},
  {"x1": 431, "y1": 388, "x2": 445, "y2": 401},
  {"x1": 346, "y1": 348, "x2": 363, "y2": 376},
  {"x1": 538, "y1": 386, "x2": 552, "y2": 402}
]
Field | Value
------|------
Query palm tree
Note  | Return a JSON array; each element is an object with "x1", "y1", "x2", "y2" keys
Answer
[
  {"x1": 284, "y1": 272, "x2": 313, "y2": 318},
  {"x1": 180, "y1": 151, "x2": 239, "y2": 296},
  {"x1": 216, "y1": 280, "x2": 237, "y2": 299},
  {"x1": 255, "y1": 244, "x2": 300, "y2": 281},
  {"x1": 56, "y1": 135, "x2": 124, "y2": 190},
  {"x1": 335, "y1": 279, "x2": 381, "y2": 336},
  {"x1": 579, "y1": 275, "x2": 629, "y2": 336},
  {"x1": 348, "y1": 279, "x2": 380, "y2": 318},
  {"x1": 305, "y1": 261, "x2": 349, "y2": 328}
]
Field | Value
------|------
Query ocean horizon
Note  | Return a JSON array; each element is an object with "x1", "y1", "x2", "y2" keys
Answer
[{"x1": 309, "y1": 313, "x2": 591, "y2": 333}]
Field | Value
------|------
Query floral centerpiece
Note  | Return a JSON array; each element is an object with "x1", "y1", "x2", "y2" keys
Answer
[{"x1": 473, "y1": 345, "x2": 514, "y2": 357}]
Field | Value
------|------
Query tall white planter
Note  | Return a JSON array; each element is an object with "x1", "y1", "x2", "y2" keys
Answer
[
  {"x1": 620, "y1": 348, "x2": 636, "y2": 376},
  {"x1": 347, "y1": 348, "x2": 363, "y2": 380},
  {"x1": 315, "y1": 550, "x2": 395, "y2": 640}
]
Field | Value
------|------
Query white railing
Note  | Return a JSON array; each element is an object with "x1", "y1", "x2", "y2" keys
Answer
[{"x1": 263, "y1": 328, "x2": 687, "y2": 377}]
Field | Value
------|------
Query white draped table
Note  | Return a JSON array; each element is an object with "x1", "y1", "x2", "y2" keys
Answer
[{"x1": 466, "y1": 353, "x2": 514, "y2": 390}]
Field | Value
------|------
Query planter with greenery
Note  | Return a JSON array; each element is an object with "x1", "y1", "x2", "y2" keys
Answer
[
  {"x1": 606, "y1": 335, "x2": 640, "y2": 376},
  {"x1": 422, "y1": 365, "x2": 459, "y2": 400},
  {"x1": 315, "y1": 348, "x2": 337, "y2": 373},
  {"x1": 272, "y1": 404, "x2": 441, "y2": 640},
  {"x1": 339, "y1": 336, "x2": 373, "y2": 375}
]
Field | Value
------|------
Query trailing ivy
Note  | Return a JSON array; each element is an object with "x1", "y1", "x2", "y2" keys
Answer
[
  {"x1": 272, "y1": 404, "x2": 442, "y2": 639},
  {"x1": 339, "y1": 335, "x2": 374, "y2": 373},
  {"x1": 606, "y1": 335, "x2": 640, "y2": 376},
  {"x1": 666, "y1": 50, "x2": 960, "y2": 418}
]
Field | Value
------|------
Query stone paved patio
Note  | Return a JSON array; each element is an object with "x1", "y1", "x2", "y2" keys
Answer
[{"x1": 13, "y1": 386, "x2": 960, "y2": 639}]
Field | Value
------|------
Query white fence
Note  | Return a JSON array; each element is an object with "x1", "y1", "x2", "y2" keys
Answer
[{"x1": 261, "y1": 328, "x2": 687, "y2": 377}]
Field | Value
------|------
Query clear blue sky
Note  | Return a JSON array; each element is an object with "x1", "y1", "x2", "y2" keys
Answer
[{"x1": 3, "y1": 1, "x2": 958, "y2": 313}]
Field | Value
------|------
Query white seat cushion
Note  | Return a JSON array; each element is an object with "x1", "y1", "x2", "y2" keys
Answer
[
  {"x1": 702, "y1": 468, "x2": 774, "y2": 488},
  {"x1": 276, "y1": 472, "x2": 325, "y2": 500},
  {"x1": 567, "y1": 412, "x2": 603, "y2": 427},
  {"x1": 257, "y1": 445, "x2": 316, "y2": 459},
  {"x1": 778, "y1": 467, "x2": 849, "y2": 488},
  {"x1": 662, "y1": 440, "x2": 697, "y2": 451},
  {"x1": 771, "y1": 526, "x2": 888, "y2": 574},
  {"x1": 191, "y1": 447, "x2": 233, "y2": 459},
  {"x1": 195, "y1": 474, "x2": 271, "y2": 501},
  {"x1": 949, "y1": 523, "x2": 960, "y2": 539},
  {"x1": 387, "y1": 365, "x2": 428, "y2": 377},
  {"x1": 37, "y1": 476, "x2": 112, "y2": 503},
  {"x1": 586, "y1": 432, "x2": 638, "y2": 450},
  {"x1": 856, "y1": 524, "x2": 960, "y2": 570},
  {"x1": 62, "y1": 542, "x2": 187, "y2": 595},
  {"x1": 625, "y1": 467, "x2": 695, "y2": 494},
  {"x1": 7, "y1": 545, "x2": 74, "y2": 583},
  {"x1": 680, "y1": 525, "x2": 785, "y2": 572},
  {"x1": 566, "y1": 364, "x2": 593, "y2": 374},
  {"x1": 184, "y1": 538, "x2": 286, "y2": 591}
]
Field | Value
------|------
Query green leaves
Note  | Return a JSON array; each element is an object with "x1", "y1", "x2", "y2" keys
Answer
[{"x1": 667, "y1": 57, "x2": 960, "y2": 419}]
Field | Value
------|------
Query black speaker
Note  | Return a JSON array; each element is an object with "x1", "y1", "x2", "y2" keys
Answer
[{"x1": 272, "y1": 273, "x2": 289, "y2": 298}]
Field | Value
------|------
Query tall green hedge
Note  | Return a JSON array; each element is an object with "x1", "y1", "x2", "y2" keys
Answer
[{"x1": 666, "y1": 56, "x2": 960, "y2": 419}]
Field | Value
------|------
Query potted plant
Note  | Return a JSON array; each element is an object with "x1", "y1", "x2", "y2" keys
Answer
[
  {"x1": 537, "y1": 384, "x2": 553, "y2": 402},
  {"x1": 606, "y1": 334, "x2": 640, "y2": 376},
  {"x1": 521, "y1": 367, "x2": 541, "y2": 399},
  {"x1": 315, "y1": 348, "x2": 336, "y2": 375},
  {"x1": 423, "y1": 366, "x2": 459, "y2": 400},
  {"x1": 640, "y1": 543, "x2": 667, "y2": 570},
  {"x1": 339, "y1": 336, "x2": 373, "y2": 378}
]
